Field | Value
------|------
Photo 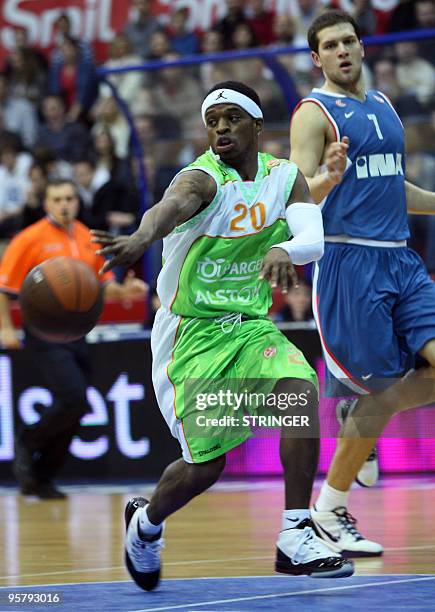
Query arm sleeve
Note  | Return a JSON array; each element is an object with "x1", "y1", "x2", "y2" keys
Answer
[
  {"x1": 274, "y1": 202, "x2": 324, "y2": 265},
  {"x1": 0, "y1": 233, "x2": 36, "y2": 294}
]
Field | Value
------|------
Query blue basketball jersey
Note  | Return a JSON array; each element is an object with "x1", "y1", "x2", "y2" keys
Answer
[{"x1": 302, "y1": 88, "x2": 409, "y2": 240}]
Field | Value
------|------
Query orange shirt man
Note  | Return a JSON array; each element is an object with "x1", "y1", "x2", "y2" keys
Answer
[
  {"x1": 0, "y1": 179, "x2": 146, "y2": 348},
  {"x1": 0, "y1": 179, "x2": 146, "y2": 499}
]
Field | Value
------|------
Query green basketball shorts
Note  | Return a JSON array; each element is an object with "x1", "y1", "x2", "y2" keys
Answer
[{"x1": 151, "y1": 307, "x2": 317, "y2": 463}]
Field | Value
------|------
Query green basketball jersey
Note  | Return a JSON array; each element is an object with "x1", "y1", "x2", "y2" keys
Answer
[{"x1": 157, "y1": 149, "x2": 298, "y2": 318}]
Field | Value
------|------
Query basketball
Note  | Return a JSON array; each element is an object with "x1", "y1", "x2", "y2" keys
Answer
[{"x1": 19, "y1": 257, "x2": 104, "y2": 343}]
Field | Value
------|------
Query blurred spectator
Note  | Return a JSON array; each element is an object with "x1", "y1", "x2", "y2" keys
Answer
[
  {"x1": 350, "y1": 0, "x2": 377, "y2": 36},
  {"x1": 247, "y1": 0, "x2": 277, "y2": 46},
  {"x1": 92, "y1": 128, "x2": 132, "y2": 187},
  {"x1": 228, "y1": 24, "x2": 286, "y2": 121},
  {"x1": 200, "y1": 30, "x2": 229, "y2": 90},
  {"x1": 395, "y1": 41, "x2": 435, "y2": 106},
  {"x1": 99, "y1": 33, "x2": 143, "y2": 107},
  {"x1": 130, "y1": 86, "x2": 156, "y2": 117},
  {"x1": 74, "y1": 158, "x2": 110, "y2": 208},
  {"x1": 388, "y1": 0, "x2": 418, "y2": 31},
  {"x1": 0, "y1": 109, "x2": 23, "y2": 152},
  {"x1": 147, "y1": 30, "x2": 172, "y2": 60},
  {"x1": 8, "y1": 27, "x2": 48, "y2": 74},
  {"x1": 152, "y1": 53, "x2": 204, "y2": 137},
  {"x1": 48, "y1": 35, "x2": 98, "y2": 122},
  {"x1": 51, "y1": 13, "x2": 94, "y2": 61},
  {"x1": 32, "y1": 147, "x2": 73, "y2": 181},
  {"x1": 36, "y1": 95, "x2": 91, "y2": 163},
  {"x1": 0, "y1": 72, "x2": 37, "y2": 148},
  {"x1": 416, "y1": 0, "x2": 435, "y2": 61},
  {"x1": 123, "y1": 0, "x2": 161, "y2": 59},
  {"x1": 271, "y1": 13, "x2": 300, "y2": 82},
  {"x1": 166, "y1": 7, "x2": 199, "y2": 56},
  {"x1": 21, "y1": 164, "x2": 48, "y2": 228},
  {"x1": 215, "y1": 0, "x2": 248, "y2": 49},
  {"x1": 0, "y1": 143, "x2": 32, "y2": 238},
  {"x1": 134, "y1": 114, "x2": 157, "y2": 157},
  {"x1": 274, "y1": 280, "x2": 313, "y2": 323},
  {"x1": 6, "y1": 48, "x2": 47, "y2": 107},
  {"x1": 73, "y1": 158, "x2": 137, "y2": 233},
  {"x1": 373, "y1": 57, "x2": 425, "y2": 119},
  {"x1": 228, "y1": 23, "x2": 266, "y2": 86},
  {"x1": 416, "y1": 0, "x2": 435, "y2": 26},
  {"x1": 92, "y1": 96, "x2": 131, "y2": 159},
  {"x1": 292, "y1": 0, "x2": 322, "y2": 39}
]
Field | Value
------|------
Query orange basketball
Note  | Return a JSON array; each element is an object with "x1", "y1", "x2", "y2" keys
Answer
[{"x1": 19, "y1": 257, "x2": 104, "y2": 342}]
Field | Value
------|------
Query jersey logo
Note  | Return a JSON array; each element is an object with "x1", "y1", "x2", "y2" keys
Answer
[
  {"x1": 335, "y1": 99, "x2": 346, "y2": 107},
  {"x1": 266, "y1": 159, "x2": 281, "y2": 168},
  {"x1": 344, "y1": 111, "x2": 354, "y2": 119},
  {"x1": 373, "y1": 94, "x2": 385, "y2": 104},
  {"x1": 263, "y1": 346, "x2": 277, "y2": 359},
  {"x1": 355, "y1": 153, "x2": 404, "y2": 179}
]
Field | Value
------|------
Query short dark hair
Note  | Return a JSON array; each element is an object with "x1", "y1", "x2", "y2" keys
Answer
[
  {"x1": 307, "y1": 10, "x2": 361, "y2": 54},
  {"x1": 44, "y1": 178, "x2": 77, "y2": 197},
  {"x1": 206, "y1": 81, "x2": 263, "y2": 112}
]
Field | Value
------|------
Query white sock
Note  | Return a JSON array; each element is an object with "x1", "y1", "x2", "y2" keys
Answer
[
  {"x1": 315, "y1": 481, "x2": 349, "y2": 512},
  {"x1": 138, "y1": 504, "x2": 161, "y2": 537},
  {"x1": 281, "y1": 509, "x2": 310, "y2": 530}
]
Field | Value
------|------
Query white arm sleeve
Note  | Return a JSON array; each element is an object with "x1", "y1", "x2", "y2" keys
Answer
[{"x1": 271, "y1": 202, "x2": 324, "y2": 265}]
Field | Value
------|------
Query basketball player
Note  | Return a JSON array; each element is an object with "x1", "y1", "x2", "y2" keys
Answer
[
  {"x1": 290, "y1": 10, "x2": 435, "y2": 557},
  {"x1": 0, "y1": 179, "x2": 146, "y2": 498},
  {"x1": 92, "y1": 81, "x2": 354, "y2": 590}
]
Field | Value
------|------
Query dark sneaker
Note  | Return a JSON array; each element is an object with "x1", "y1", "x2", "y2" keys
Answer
[
  {"x1": 275, "y1": 519, "x2": 354, "y2": 578},
  {"x1": 124, "y1": 497, "x2": 164, "y2": 591},
  {"x1": 336, "y1": 399, "x2": 379, "y2": 487},
  {"x1": 21, "y1": 481, "x2": 66, "y2": 500}
]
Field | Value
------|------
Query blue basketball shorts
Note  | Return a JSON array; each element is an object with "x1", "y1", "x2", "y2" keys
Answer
[{"x1": 313, "y1": 243, "x2": 435, "y2": 395}]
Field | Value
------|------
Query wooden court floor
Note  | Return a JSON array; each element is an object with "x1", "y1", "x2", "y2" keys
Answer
[{"x1": 0, "y1": 477, "x2": 434, "y2": 588}]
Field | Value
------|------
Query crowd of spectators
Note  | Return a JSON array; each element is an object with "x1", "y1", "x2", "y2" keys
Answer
[{"x1": 0, "y1": 0, "x2": 434, "y2": 298}]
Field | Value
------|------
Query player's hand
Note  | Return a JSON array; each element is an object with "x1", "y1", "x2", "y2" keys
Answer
[
  {"x1": 325, "y1": 136, "x2": 349, "y2": 185},
  {"x1": 121, "y1": 270, "x2": 149, "y2": 300},
  {"x1": 259, "y1": 248, "x2": 299, "y2": 293},
  {"x1": 0, "y1": 327, "x2": 21, "y2": 349},
  {"x1": 91, "y1": 230, "x2": 147, "y2": 273}
]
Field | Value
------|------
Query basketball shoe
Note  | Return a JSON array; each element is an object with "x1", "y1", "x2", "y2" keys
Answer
[
  {"x1": 311, "y1": 505, "x2": 383, "y2": 557},
  {"x1": 275, "y1": 518, "x2": 354, "y2": 578},
  {"x1": 124, "y1": 497, "x2": 164, "y2": 591},
  {"x1": 336, "y1": 399, "x2": 379, "y2": 487}
]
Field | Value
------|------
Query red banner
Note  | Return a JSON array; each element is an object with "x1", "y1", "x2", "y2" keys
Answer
[
  {"x1": 0, "y1": 0, "x2": 229, "y2": 68},
  {"x1": 0, "y1": 0, "x2": 129, "y2": 67}
]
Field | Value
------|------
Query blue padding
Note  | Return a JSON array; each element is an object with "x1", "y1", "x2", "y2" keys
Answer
[{"x1": 0, "y1": 574, "x2": 433, "y2": 611}]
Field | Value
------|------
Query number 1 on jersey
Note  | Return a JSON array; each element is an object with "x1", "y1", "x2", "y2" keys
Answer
[{"x1": 367, "y1": 114, "x2": 384, "y2": 140}]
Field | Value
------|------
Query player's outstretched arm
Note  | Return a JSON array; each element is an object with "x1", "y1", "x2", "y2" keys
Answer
[
  {"x1": 290, "y1": 102, "x2": 348, "y2": 203},
  {"x1": 92, "y1": 170, "x2": 216, "y2": 273},
  {"x1": 405, "y1": 181, "x2": 435, "y2": 215},
  {"x1": 260, "y1": 170, "x2": 324, "y2": 293}
]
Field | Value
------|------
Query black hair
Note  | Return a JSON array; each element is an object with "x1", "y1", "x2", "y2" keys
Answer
[
  {"x1": 44, "y1": 178, "x2": 77, "y2": 197},
  {"x1": 307, "y1": 10, "x2": 361, "y2": 54},
  {"x1": 206, "y1": 81, "x2": 262, "y2": 111}
]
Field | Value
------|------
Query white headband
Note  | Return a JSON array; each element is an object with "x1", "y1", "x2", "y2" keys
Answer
[{"x1": 201, "y1": 88, "x2": 263, "y2": 125}]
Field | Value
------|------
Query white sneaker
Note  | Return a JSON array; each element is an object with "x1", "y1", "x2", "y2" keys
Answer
[
  {"x1": 311, "y1": 505, "x2": 383, "y2": 557},
  {"x1": 124, "y1": 497, "x2": 164, "y2": 591},
  {"x1": 275, "y1": 518, "x2": 354, "y2": 578},
  {"x1": 336, "y1": 399, "x2": 380, "y2": 487}
]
